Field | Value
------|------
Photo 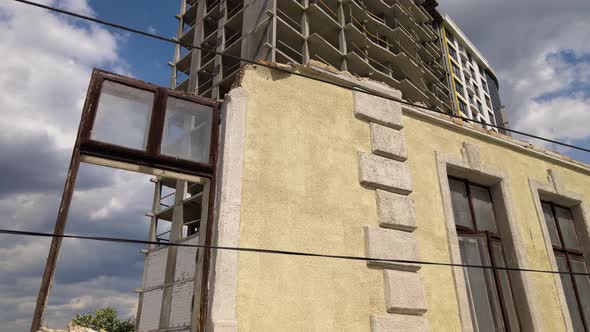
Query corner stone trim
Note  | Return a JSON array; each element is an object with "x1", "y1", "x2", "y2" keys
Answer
[
  {"x1": 364, "y1": 226, "x2": 420, "y2": 272},
  {"x1": 370, "y1": 123, "x2": 408, "y2": 162},
  {"x1": 384, "y1": 270, "x2": 428, "y2": 315},
  {"x1": 353, "y1": 92, "x2": 428, "y2": 331},
  {"x1": 376, "y1": 190, "x2": 416, "y2": 231},
  {"x1": 353, "y1": 91, "x2": 403, "y2": 129},
  {"x1": 358, "y1": 153, "x2": 413, "y2": 195},
  {"x1": 370, "y1": 314, "x2": 430, "y2": 332}
]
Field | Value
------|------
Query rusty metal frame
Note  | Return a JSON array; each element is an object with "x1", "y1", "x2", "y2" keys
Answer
[{"x1": 31, "y1": 69, "x2": 220, "y2": 332}]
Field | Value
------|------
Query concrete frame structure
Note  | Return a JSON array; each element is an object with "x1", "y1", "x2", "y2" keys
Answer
[
  {"x1": 169, "y1": 0, "x2": 453, "y2": 114},
  {"x1": 440, "y1": 14, "x2": 506, "y2": 132}
]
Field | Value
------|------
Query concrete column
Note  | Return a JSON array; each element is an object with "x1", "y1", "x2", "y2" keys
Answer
[
  {"x1": 301, "y1": 0, "x2": 310, "y2": 63},
  {"x1": 212, "y1": 1, "x2": 228, "y2": 99},
  {"x1": 188, "y1": 0, "x2": 207, "y2": 93},
  {"x1": 159, "y1": 180, "x2": 188, "y2": 329},
  {"x1": 337, "y1": 1, "x2": 347, "y2": 71}
]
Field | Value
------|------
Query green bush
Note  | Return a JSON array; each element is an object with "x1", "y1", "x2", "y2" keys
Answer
[{"x1": 72, "y1": 307, "x2": 134, "y2": 332}]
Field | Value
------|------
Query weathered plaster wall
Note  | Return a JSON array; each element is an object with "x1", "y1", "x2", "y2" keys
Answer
[
  {"x1": 403, "y1": 110, "x2": 590, "y2": 331},
  {"x1": 232, "y1": 65, "x2": 590, "y2": 331},
  {"x1": 235, "y1": 66, "x2": 384, "y2": 331}
]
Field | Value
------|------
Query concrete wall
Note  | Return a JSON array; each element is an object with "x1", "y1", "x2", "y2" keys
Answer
[{"x1": 226, "y1": 65, "x2": 590, "y2": 331}]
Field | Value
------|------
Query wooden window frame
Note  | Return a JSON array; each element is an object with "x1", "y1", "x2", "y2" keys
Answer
[
  {"x1": 32, "y1": 69, "x2": 220, "y2": 332},
  {"x1": 449, "y1": 176, "x2": 522, "y2": 331},
  {"x1": 542, "y1": 201, "x2": 589, "y2": 330}
]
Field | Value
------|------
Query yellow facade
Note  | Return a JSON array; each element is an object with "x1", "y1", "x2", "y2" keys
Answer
[{"x1": 232, "y1": 66, "x2": 590, "y2": 331}]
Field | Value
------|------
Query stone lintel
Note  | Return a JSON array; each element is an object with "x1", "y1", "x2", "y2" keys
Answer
[{"x1": 370, "y1": 314, "x2": 430, "y2": 332}]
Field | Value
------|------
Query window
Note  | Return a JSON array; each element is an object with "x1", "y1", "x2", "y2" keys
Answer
[
  {"x1": 448, "y1": 45, "x2": 458, "y2": 61},
  {"x1": 458, "y1": 99, "x2": 467, "y2": 115},
  {"x1": 488, "y1": 111, "x2": 496, "y2": 126},
  {"x1": 481, "y1": 79, "x2": 488, "y2": 92},
  {"x1": 477, "y1": 101, "x2": 483, "y2": 113},
  {"x1": 541, "y1": 202, "x2": 590, "y2": 331},
  {"x1": 449, "y1": 178, "x2": 521, "y2": 331},
  {"x1": 452, "y1": 63, "x2": 461, "y2": 77},
  {"x1": 455, "y1": 80, "x2": 465, "y2": 95},
  {"x1": 485, "y1": 96, "x2": 491, "y2": 108}
]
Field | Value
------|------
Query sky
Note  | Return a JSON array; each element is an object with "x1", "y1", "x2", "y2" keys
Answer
[{"x1": 0, "y1": 0, "x2": 589, "y2": 330}]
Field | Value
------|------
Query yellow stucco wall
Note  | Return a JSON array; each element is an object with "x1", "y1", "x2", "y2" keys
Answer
[
  {"x1": 235, "y1": 67, "x2": 384, "y2": 331},
  {"x1": 234, "y1": 66, "x2": 590, "y2": 331},
  {"x1": 403, "y1": 112, "x2": 590, "y2": 331}
]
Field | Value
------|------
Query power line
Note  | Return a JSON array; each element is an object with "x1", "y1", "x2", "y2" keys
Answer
[
  {"x1": 10, "y1": 0, "x2": 590, "y2": 154},
  {"x1": 1, "y1": 228, "x2": 589, "y2": 277}
]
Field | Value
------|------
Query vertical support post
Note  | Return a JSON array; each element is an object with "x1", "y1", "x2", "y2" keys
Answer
[
  {"x1": 135, "y1": 179, "x2": 163, "y2": 329},
  {"x1": 159, "y1": 180, "x2": 188, "y2": 330},
  {"x1": 171, "y1": 0, "x2": 187, "y2": 88},
  {"x1": 337, "y1": 1, "x2": 347, "y2": 71},
  {"x1": 270, "y1": 0, "x2": 277, "y2": 62},
  {"x1": 188, "y1": 0, "x2": 207, "y2": 93},
  {"x1": 301, "y1": 0, "x2": 310, "y2": 63},
  {"x1": 30, "y1": 149, "x2": 82, "y2": 332},
  {"x1": 190, "y1": 180, "x2": 211, "y2": 332},
  {"x1": 212, "y1": 0, "x2": 228, "y2": 99}
]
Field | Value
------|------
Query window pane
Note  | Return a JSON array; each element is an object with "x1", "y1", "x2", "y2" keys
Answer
[
  {"x1": 161, "y1": 97, "x2": 212, "y2": 163},
  {"x1": 449, "y1": 179, "x2": 474, "y2": 229},
  {"x1": 491, "y1": 242, "x2": 521, "y2": 331},
  {"x1": 570, "y1": 257, "x2": 590, "y2": 325},
  {"x1": 459, "y1": 236, "x2": 504, "y2": 331},
  {"x1": 92, "y1": 80, "x2": 154, "y2": 150},
  {"x1": 541, "y1": 203, "x2": 562, "y2": 247},
  {"x1": 555, "y1": 207, "x2": 582, "y2": 251},
  {"x1": 556, "y1": 254, "x2": 585, "y2": 331},
  {"x1": 470, "y1": 185, "x2": 498, "y2": 233}
]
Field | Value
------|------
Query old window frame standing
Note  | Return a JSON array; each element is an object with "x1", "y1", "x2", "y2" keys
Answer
[
  {"x1": 31, "y1": 69, "x2": 220, "y2": 332},
  {"x1": 448, "y1": 176, "x2": 522, "y2": 331}
]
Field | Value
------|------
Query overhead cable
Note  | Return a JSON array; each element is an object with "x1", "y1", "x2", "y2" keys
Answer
[
  {"x1": 1, "y1": 228, "x2": 589, "y2": 277},
  {"x1": 10, "y1": 0, "x2": 590, "y2": 154}
]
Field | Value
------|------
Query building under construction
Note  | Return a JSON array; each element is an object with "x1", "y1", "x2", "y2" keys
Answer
[{"x1": 169, "y1": 0, "x2": 453, "y2": 114}]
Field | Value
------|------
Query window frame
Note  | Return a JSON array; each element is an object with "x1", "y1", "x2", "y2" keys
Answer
[
  {"x1": 542, "y1": 201, "x2": 590, "y2": 330},
  {"x1": 80, "y1": 69, "x2": 220, "y2": 179},
  {"x1": 449, "y1": 176, "x2": 523, "y2": 331}
]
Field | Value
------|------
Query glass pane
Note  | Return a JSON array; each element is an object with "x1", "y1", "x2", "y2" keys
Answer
[
  {"x1": 470, "y1": 185, "x2": 498, "y2": 233},
  {"x1": 541, "y1": 203, "x2": 562, "y2": 248},
  {"x1": 570, "y1": 257, "x2": 590, "y2": 325},
  {"x1": 491, "y1": 242, "x2": 521, "y2": 331},
  {"x1": 555, "y1": 207, "x2": 582, "y2": 251},
  {"x1": 459, "y1": 236, "x2": 504, "y2": 331},
  {"x1": 449, "y1": 179, "x2": 474, "y2": 229},
  {"x1": 556, "y1": 254, "x2": 585, "y2": 331},
  {"x1": 161, "y1": 97, "x2": 212, "y2": 163},
  {"x1": 92, "y1": 80, "x2": 154, "y2": 150}
]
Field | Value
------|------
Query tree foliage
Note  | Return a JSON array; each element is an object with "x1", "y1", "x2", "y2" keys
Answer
[{"x1": 72, "y1": 307, "x2": 134, "y2": 332}]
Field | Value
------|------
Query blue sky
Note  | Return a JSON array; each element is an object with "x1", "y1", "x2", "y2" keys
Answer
[
  {"x1": 0, "y1": 0, "x2": 589, "y2": 330},
  {"x1": 89, "y1": 0, "x2": 177, "y2": 85}
]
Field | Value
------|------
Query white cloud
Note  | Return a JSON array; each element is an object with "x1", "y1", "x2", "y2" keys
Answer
[{"x1": 0, "y1": 1, "x2": 146, "y2": 331}]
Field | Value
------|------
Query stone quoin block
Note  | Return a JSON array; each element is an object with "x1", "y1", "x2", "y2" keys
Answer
[
  {"x1": 384, "y1": 270, "x2": 428, "y2": 315},
  {"x1": 376, "y1": 190, "x2": 417, "y2": 232},
  {"x1": 370, "y1": 123, "x2": 408, "y2": 162},
  {"x1": 358, "y1": 153, "x2": 413, "y2": 195},
  {"x1": 370, "y1": 314, "x2": 430, "y2": 332},
  {"x1": 353, "y1": 91, "x2": 403, "y2": 129},
  {"x1": 364, "y1": 226, "x2": 420, "y2": 271}
]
